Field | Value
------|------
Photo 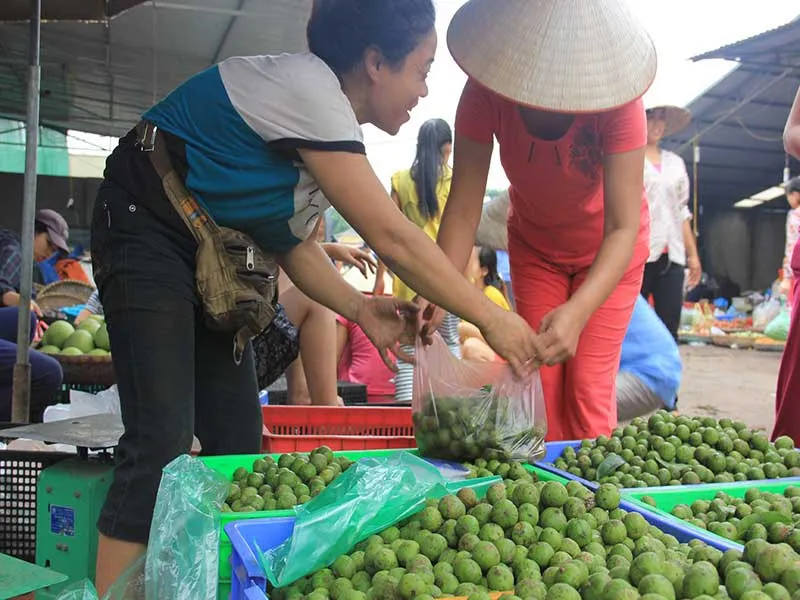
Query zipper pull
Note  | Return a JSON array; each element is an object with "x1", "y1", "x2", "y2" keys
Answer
[{"x1": 246, "y1": 246, "x2": 255, "y2": 271}]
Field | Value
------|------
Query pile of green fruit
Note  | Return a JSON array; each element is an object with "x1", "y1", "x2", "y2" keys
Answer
[
  {"x1": 38, "y1": 317, "x2": 111, "y2": 357},
  {"x1": 464, "y1": 458, "x2": 535, "y2": 482},
  {"x1": 271, "y1": 475, "x2": 800, "y2": 600},
  {"x1": 552, "y1": 411, "x2": 800, "y2": 488},
  {"x1": 223, "y1": 446, "x2": 354, "y2": 513},
  {"x1": 660, "y1": 486, "x2": 800, "y2": 548},
  {"x1": 413, "y1": 391, "x2": 546, "y2": 463}
]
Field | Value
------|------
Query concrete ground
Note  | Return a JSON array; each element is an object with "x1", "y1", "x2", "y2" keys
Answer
[{"x1": 678, "y1": 345, "x2": 782, "y2": 433}]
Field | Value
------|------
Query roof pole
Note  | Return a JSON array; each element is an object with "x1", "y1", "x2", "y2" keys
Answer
[{"x1": 11, "y1": 0, "x2": 42, "y2": 424}]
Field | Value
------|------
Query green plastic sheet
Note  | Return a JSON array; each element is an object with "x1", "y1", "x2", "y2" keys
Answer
[
  {"x1": 261, "y1": 452, "x2": 449, "y2": 588},
  {"x1": 765, "y1": 308, "x2": 791, "y2": 341}
]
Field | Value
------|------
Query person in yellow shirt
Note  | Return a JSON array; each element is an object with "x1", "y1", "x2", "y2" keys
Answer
[
  {"x1": 376, "y1": 118, "x2": 460, "y2": 401},
  {"x1": 460, "y1": 246, "x2": 512, "y2": 361}
]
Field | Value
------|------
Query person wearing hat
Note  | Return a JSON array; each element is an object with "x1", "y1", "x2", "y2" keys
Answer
[
  {"x1": 641, "y1": 105, "x2": 700, "y2": 340},
  {"x1": 421, "y1": 0, "x2": 657, "y2": 441},
  {"x1": 0, "y1": 209, "x2": 68, "y2": 423}
]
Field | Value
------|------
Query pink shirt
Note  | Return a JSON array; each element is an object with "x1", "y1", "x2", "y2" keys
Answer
[
  {"x1": 336, "y1": 315, "x2": 395, "y2": 398},
  {"x1": 785, "y1": 208, "x2": 800, "y2": 281},
  {"x1": 456, "y1": 79, "x2": 649, "y2": 268}
]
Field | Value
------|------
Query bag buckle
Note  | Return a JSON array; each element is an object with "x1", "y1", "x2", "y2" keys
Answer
[{"x1": 136, "y1": 121, "x2": 158, "y2": 152}]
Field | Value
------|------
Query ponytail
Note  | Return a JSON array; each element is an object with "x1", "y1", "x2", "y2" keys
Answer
[{"x1": 410, "y1": 118, "x2": 452, "y2": 220}]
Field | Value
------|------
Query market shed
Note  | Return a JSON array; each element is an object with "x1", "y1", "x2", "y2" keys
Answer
[
  {"x1": 668, "y1": 16, "x2": 800, "y2": 294},
  {"x1": 663, "y1": 16, "x2": 800, "y2": 212},
  {"x1": 0, "y1": 0, "x2": 314, "y2": 136}
]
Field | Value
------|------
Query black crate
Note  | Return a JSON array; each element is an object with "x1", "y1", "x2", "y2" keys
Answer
[{"x1": 0, "y1": 423, "x2": 73, "y2": 563}]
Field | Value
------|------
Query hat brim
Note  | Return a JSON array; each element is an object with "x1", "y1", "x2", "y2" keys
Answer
[
  {"x1": 646, "y1": 105, "x2": 692, "y2": 137},
  {"x1": 447, "y1": 0, "x2": 658, "y2": 113},
  {"x1": 47, "y1": 230, "x2": 69, "y2": 254}
]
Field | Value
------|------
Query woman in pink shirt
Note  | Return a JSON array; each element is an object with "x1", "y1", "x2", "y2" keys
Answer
[
  {"x1": 424, "y1": 0, "x2": 657, "y2": 440},
  {"x1": 336, "y1": 312, "x2": 396, "y2": 404}
]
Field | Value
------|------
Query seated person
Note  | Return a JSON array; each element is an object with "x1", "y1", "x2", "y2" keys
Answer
[
  {"x1": 75, "y1": 289, "x2": 104, "y2": 325},
  {"x1": 0, "y1": 306, "x2": 63, "y2": 422},
  {"x1": 337, "y1": 311, "x2": 395, "y2": 404},
  {"x1": 459, "y1": 246, "x2": 511, "y2": 362},
  {"x1": 617, "y1": 295, "x2": 682, "y2": 421}
]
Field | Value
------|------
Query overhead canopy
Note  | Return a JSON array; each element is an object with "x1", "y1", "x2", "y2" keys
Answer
[
  {"x1": 663, "y1": 15, "x2": 800, "y2": 211},
  {"x1": 0, "y1": 0, "x2": 313, "y2": 137}
]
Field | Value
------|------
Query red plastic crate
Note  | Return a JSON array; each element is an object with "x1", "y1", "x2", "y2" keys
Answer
[{"x1": 261, "y1": 405, "x2": 415, "y2": 453}]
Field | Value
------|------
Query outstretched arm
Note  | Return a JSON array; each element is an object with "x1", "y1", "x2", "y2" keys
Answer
[{"x1": 785, "y1": 86, "x2": 800, "y2": 159}]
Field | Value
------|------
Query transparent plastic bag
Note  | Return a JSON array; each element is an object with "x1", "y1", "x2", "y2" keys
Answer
[
  {"x1": 754, "y1": 298, "x2": 782, "y2": 330},
  {"x1": 261, "y1": 452, "x2": 448, "y2": 588},
  {"x1": 412, "y1": 334, "x2": 547, "y2": 463},
  {"x1": 55, "y1": 455, "x2": 227, "y2": 600},
  {"x1": 145, "y1": 455, "x2": 230, "y2": 599}
]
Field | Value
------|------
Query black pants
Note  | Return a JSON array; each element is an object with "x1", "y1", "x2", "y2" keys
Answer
[
  {"x1": 641, "y1": 254, "x2": 685, "y2": 342},
  {"x1": 91, "y1": 130, "x2": 262, "y2": 544}
]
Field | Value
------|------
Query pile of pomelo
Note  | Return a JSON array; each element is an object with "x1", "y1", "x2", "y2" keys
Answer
[{"x1": 38, "y1": 317, "x2": 111, "y2": 357}]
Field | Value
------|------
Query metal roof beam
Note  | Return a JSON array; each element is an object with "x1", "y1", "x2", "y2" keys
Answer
[{"x1": 699, "y1": 93, "x2": 794, "y2": 110}]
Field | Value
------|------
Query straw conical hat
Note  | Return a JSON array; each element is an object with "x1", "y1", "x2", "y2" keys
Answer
[
  {"x1": 646, "y1": 105, "x2": 692, "y2": 137},
  {"x1": 447, "y1": 0, "x2": 658, "y2": 113}
]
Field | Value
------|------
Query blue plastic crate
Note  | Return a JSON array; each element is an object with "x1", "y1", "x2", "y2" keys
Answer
[
  {"x1": 534, "y1": 440, "x2": 599, "y2": 490},
  {"x1": 226, "y1": 517, "x2": 296, "y2": 600},
  {"x1": 618, "y1": 495, "x2": 741, "y2": 552}
]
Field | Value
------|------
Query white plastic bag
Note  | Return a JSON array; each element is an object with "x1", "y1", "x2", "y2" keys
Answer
[{"x1": 69, "y1": 385, "x2": 121, "y2": 417}]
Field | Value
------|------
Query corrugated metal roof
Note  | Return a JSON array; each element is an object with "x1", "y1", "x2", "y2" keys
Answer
[
  {"x1": 0, "y1": 0, "x2": 313, "y2": 137},
  {"x1": 692, "y1": 15, "x2": 800, "y2": 64},
  {"x1": 663, "y1": 16, "x2": 800, "y2": 211}
]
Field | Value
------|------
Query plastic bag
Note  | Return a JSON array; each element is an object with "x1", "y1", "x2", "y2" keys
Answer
[
  {"x1": 55, "y1": 555, "x2": 144, "y2": 599},
  {"x1": 55, "y1": 455, "x2": 227, "y2": 600},
  {"x1": 412, "y1": 334, "x2": 546, "y2": 463},
  {"x1": 70, "y1": 385, "x2": 121, "y2": 417},
  {"x1": 261, "y1": 452, "x2": 448, "y2": 588},
  {"x1": 754, "y1": 298, "x2": 782, "y2": 330},
  {"x1": 145, "y1": 455, "x2": 230, "y2": 599},
  {"x1": 765, "y1": 309, "x2": 791, "y2": 341}
]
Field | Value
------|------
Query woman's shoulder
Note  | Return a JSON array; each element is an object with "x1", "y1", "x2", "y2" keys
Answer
[
  {"x1": 484, "y1": 285, "x2": 510, "y2": 310},
  {"x1": 221, "y1": 52, "x2": 336, "y2": 86}
]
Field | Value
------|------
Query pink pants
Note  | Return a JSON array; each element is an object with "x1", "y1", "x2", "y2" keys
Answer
[
  {"x1": 773, "y1": 242, "x2": 800, "y2": 445},
  {"x1": 509, "y1": 235, "x2": 645, "y2": 442}
]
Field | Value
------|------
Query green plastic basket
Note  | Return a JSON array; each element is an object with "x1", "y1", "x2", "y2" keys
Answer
[
  {"x1": 623, "y1": 478, "x2": 800, "y2": 550},
  {"x1": 204, "y1": 450, "x2": 572, "y2": 596}
]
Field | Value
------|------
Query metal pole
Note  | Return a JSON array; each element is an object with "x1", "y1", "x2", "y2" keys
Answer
[{"x1": 11, "y1": 0, "x2": 42, "y2": 424}]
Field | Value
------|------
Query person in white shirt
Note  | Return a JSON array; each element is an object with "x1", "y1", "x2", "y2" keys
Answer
[{"x1": 641, "y1": 105, "x2": 702, "y2": 340}]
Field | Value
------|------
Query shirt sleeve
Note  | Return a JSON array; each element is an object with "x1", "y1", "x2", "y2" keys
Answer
[
  {"x1": 0, "y1": 243, "x2": 21, "y2": 301},
  {"x1": 601, "y1": 97, "x2": 647, "y2": 155},
  {"x1": 673, "y1": 154, "x2": 692, "y2": 221},
  {"x1": 219, "y1": 53, "x2": 365, "y2": 155},
  {"x1": 785, "y1": 211, "x2": 799, "y2": 278},
  {"x1": 86, "y1": 290, "x2": 103, "y2": 315},
  {"x1": 455, "y1": 79, "x2": 496, "y2": 144}
]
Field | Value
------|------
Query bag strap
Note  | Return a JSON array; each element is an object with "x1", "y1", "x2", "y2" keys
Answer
[{"x1": 136, "y1": 121, "x2": 219, "y2": 243}]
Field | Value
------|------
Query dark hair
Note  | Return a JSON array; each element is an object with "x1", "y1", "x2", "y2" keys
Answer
[
  {"x1": 411, "y1": 119, "x2": 452, "y2": 220},
  {"x1": 34, "y1": 221, "x2": 48, "y2": 235},
  {"x1": 478, "y1": 247, "x2": 502, "y2": 289},
  {"x1": 788, "y1": 176, "x2": 800, "y2": 195},
  {"x1": 308, "y1": 0, "x2": 435, "y2": 76}
]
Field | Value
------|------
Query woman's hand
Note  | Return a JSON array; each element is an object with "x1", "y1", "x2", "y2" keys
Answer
[
  {"x1": 417, "y1": 298, "x2": 446, "y2": 344},
  {"x1": 537, "y1": 302, "x2": 590, "y2": 366},
  {"x1": 322, "y1": 243, "x2": 377, "y2": 278},
  {"x1": 33, "y1": 319, "x2": 48, "y2": 344},
  {"x1": 355, "y1": 296, "x2": 419, "y2": 371},
  {"x1": 479, "y1": 307, "x2": 544, "y2": 378}
]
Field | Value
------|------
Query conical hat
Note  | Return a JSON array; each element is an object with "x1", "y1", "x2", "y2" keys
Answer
[
  {"x1": 447, "y1": 0, "x2": 658, "y2": 113},
  {"x1": 646, "y1": 105, "x2": 692, "y2": 137}
]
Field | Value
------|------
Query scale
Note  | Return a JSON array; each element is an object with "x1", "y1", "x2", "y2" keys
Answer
[{"x1": 2, "y1": 414, "x2": 122, "y2": 598}]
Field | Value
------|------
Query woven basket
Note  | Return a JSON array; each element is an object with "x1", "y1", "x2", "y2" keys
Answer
[
  {"x1": 37, "y1": 293, "x2": 88, "y2": 313},
  {"x1": 711, "y1": 334, "x2": 756, "y2": 350},
  {"x1": 51, "y1": 353, "x2": 116, "y2": 386},
  {"x1": 38, "y1": 279, "x2": 95, "y2": 304}
]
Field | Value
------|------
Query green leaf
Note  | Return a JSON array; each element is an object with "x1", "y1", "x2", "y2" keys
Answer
[
  {"x1": 597, "y1": 453, "x2": 626, "y2": 478},
  {"x1": 654, "y1": 456, "x2": 692, "y2": 473},
  {"x1": 735, "y1": 512, "x2": 792, "y2": 537}
]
